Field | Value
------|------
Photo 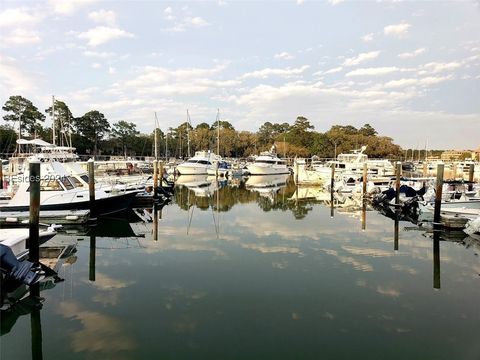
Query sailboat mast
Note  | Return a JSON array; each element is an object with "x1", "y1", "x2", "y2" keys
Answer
[
  {"x1": 216, "y1": 109, "x2": 220, "y2": 156},
  {"x1": 187, "y1": 109, "x2": 191, "y2": 158},
  {"x1": 52, "y1": 95, "x2": 56, "y2": 146},
  {"x1": 154, "y1": 112, "x2": 159, "y2": 161}
]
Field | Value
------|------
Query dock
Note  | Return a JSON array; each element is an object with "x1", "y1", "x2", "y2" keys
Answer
[{"x1": 0, "y1": 209, "x2": 90, "y2": 225}]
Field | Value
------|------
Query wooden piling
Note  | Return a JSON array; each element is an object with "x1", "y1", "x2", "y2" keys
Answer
[
  {"x1": 30, "y1": 306, "x2": 43, "y2": 360},
  {"x1": 153, "y1": 203, "x2": 158, "y2": 241},
  {"x1": 87, "y1": 159, "x2": 96, "y2": 219},
  {"x1": 159, "y1": 161, "x2": 164, "y2": 189},
  {"x1": 361, "y1": 200, "x2": 366, "y2": 231},
  {"x1": 433, "y1": 163, "x2": 444, "y2": 225},
  {"x1": 330, "y1": 163, "x2": 335, "y2": 218},
  {"x1": 468, "y1": 164, "x2": 474, "y2": 191},
  {"x1": 0, "y1": 163, "x2": 3, "y2": 189},
  {"x1": 28, "y1": 160, "x2": 40, "y2": 264},
  {"x1": 433, "y1": 232, "x2": 440, "y2": 289},
  {"x1": 295, "y1": 160, "x2": 299, "y2": 184},
  {"x1": 362, "y1": 162, "x2": 367, "y2": 197},
  {"x1": 452, "y1": 163, "x2": 457, "y2": 180},
  {"x1": 423, "y1": 162, "x2": 427, "y2": 177},
  {"x1": 395, "y1": 162, "x2": 401, "y2": 207},
  {"x1": 153, "y1": 160, "x2": 158, "y2": 197},
  {"x1": 89, "y1": 234, "x2": 96, "y2": 281},
  {"x1": 394, "y1": 213, "x2": 399, "y2": 251}
]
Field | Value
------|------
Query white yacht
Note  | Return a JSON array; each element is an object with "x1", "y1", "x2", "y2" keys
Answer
[
  {"x1": 176, "y1": 151, "x2": 220, "y2": 175},
  {"x1": 246, "y1": 146, "x2": 290, "y2": 175},
  {"x1": 0, "y1": 160, "x2": 140, "y2": 215}
]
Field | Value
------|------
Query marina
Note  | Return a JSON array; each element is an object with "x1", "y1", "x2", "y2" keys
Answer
[{"x1": 1, "y1": 159, "x2": 480, "y2": 359}]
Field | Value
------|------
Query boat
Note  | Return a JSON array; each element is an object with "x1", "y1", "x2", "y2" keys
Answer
[
  {"x1": 246, "y1": 145, "x2": 290, "y2": 175},
  {"x1": 176, "y1": 151, "x2": 220, "y2": 175},
  {"x1": 0, "y1": 160, "x2": 140, "y2": 216},
  {"x1": 0, "y1": 226, "x2": 58, "y2": 260}
]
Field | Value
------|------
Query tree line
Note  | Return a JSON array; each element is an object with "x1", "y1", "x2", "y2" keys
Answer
[{"x1": 1, "y1": 95, "x2": 403, "y2": 159}]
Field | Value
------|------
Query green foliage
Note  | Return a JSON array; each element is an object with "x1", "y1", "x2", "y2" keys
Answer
[
  {"x1": 0, "y1": 124, "x2": 17, "y2": 154},
  {"x1": 112, "y1": 121, "x2": 140, "y2": 156},
  {"x1": 45, "y1": 100, "x2": 74, "y2": 146},
  {"x1": 2, "y1": 95, "x2": 46, "y2": 137},
  {"x1": 74, "y1": 110, "x2": 110, "y2": 155}
]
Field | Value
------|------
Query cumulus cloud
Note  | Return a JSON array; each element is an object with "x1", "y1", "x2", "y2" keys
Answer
[
  {"x1": 342, "y1": 51, "x2": 381, "y2": 67},
  {"x1": 2, "y1": 29, "x2": 41, "y2": 45},
  {"x1": 328, "y1": 0, "x2": 345, "y2": 5},
  {"x1": 49, "y1": 0, "x2": 97, "y2": 15},
  {"x1": 241, "y1": 65, "x2": 310, "y2": 79},
  {"x1": 162, "y1": 7, "x2": 209, "y2": 32},
  {"x1": 88, "y1": 9, "x2": 117, "y2": 26},
  {"x1": 0, "y1": 55, "x2": 37, "y2": 93},
  {"x1": 274, "y1": 52, "x2": 295, "y2": 60},
  {"x1": 398, "y1": 47, "x2": 426, "y2": 59},
  {"x1": 345, "y1": 66, "x2": 403, "y2": 77},
  {"x1": 0, "y1": 7, "x2": 41, "y2": 28},
  {"x1": 78, "y1": 26, "x2": 134, "y2": 46},
  {"x1": 361, "y1": 33, "x2": 374, "y2": 42},
  {"x1": 384, "y1": 22, "x2": 411, "y2": 37}
]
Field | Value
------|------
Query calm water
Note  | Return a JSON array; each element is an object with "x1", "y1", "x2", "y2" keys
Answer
[{"x1": 1, "y1": 176, "x2": 480, "y2": 360}]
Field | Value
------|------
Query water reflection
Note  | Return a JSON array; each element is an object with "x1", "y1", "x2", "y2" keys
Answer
[{"x1": 2, "y1": 179, "x2": 480, "y2": 359}]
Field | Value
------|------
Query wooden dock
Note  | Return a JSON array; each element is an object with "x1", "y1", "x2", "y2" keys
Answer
[{"x1": 0, "y1": 209, "x2": 90, "y2": 225}]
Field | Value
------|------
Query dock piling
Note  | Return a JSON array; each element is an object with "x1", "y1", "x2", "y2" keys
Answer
[
  {"x1": 89, "y1": 234, "x2": 96, "y2": 281},
  {"x1": 28, "y1": 160, "x2": 40, "y2": 264},
  {"x1": 433, "y1": 163, "x2": 444, "y2": 225},
  {"x1": 468, "y1": 164, "x2": 474, "y2": 191},
  {"x1": 423, "y1": 162, "x2": 427, "y2": 177},
  {"x1": 362, "y1": 162, "x2": 367, "y2": 198},
  {"x1": 153, "y1": 161, "x2": 158, "y2": 198},
  {"x1": 159, "y1": 161, "x2": 164, "y2": 189},
  {"x1": 0, "y1": 162, "x2": 3, "y2": 189},
  {"x1": 395, "y1": 162, "x2": 401, "y2": 207},
  {"x1": 87, "y1": 159, "x2": 96, "y2": 219}
]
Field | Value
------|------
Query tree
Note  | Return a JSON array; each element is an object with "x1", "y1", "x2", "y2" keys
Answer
[
  {"x1": 359, "y1": 123, "x2": 377, "y2": 137},
  {"x1": 45, "y1": 100, "x2": 74, "y2": 147},
  {"x1": 74, "y1": 110, "x2": 110, "y2": 155},
  {"x1": 0, "y1": 124, "x2": 17, "y2": 154},
  {"x1": 2, "y1": 95, "x2": 46, "y2": 138},
  {"x1": 112, "y1": 121, "x2": 139, "y2": 156}
]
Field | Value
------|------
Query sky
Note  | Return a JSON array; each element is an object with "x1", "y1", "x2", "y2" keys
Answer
[{"x1": 0, "y1": 0, "x2": 479, "y2": 150}]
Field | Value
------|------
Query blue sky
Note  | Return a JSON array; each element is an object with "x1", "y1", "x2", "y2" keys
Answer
[{"x1": 1, "y1": 0, "x2": 479, "y2": 149}]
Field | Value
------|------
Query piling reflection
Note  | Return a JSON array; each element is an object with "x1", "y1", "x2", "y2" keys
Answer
[
  {"x1": 433, "y1": 230, "x2": 441, "y2": 289},
  {"x1": 89, "y1": 234, "x2": 96, "y2": 282}
]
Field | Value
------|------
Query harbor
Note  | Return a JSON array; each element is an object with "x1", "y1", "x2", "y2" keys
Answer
[{"x1": 1, "y1": 153, "x2": 480, "y2": 359}]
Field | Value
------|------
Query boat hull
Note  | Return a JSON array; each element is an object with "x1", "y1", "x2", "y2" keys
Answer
[
  {"x1": 246, "y1": 164, "x2": 290, "y2": 175},
  {"x1": 0, "y1": 191, "x2": 139, "y2": 216}
]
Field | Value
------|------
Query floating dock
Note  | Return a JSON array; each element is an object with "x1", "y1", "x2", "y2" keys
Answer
[{"x1": 0, "y1": 209, "x2": 90, "y2": 225}]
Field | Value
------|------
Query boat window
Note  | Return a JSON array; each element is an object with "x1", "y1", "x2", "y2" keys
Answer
[
  {"x1": 39, "y1": 179, "x2": 64, "y2": 191},
  {"x1": 80, "y1": 175, "x2": 89, "y2": 183},
  {"x1": 59, "y1": 176, "x2": 74, "y2": 190},
  {"x1": 197, "y1": 160, "x2": 211, "y2": 165},
  {"x1": 256, "y1": 160, "x2": 275, "y2": 164},
  {"x1": 186, "y1": 159, "x2": 198, "y2": 163},
  {"x1": 69, "y1": 176, "x2": 83, "y2": 187}
]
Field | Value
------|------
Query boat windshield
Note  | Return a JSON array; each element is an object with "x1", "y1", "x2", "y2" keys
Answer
[
  {"x1": 59, "y1": 176, "x2": 75, "y2": 190},
  {"x1": 70, "y1": 176, "x2": 84, "y2": 187},
  {"x1": 255, "y1": 160, "x2": 276, "y2": 164}
]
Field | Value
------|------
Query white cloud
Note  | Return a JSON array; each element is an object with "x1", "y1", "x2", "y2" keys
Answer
[
  {"x1": 274, "y1": 52, "x2": 295, "y2": 60},
  {"x1": 185, "y1": 16, "x2": 209, "y2": 27},
  {"x1": 108, "y1": 67, "x2": 116, "y2": 74},
  {"x1": 343, "y1": 51, "x2": 381, "y2": 67},
  {"x1": 361, "y1": 33, "x2": 374, "y2": 42},
  {"x1": 383, "y1": 22, "x2": 411, "y2": 37},
  {"x1": 398, "y1": 47, "x2": 426, "y2": 59},
  {"x1": 296, "y1": 0, "x2": 305, "y2": 5},
  {"x1": 162, "y1": 8, "x2": 209, "y2": 32},
  {"x1": 2, "y1": 29, "x2": 41, "y2": 45},
  {"x1": 0, "y1": 7, "x2": 41, "y2": 28},
  {"x1": 314, "y1": 67, "x2": 343, "y2": 76},
  {"x1": 0, "y1": 56, "x2": 36, "y2": 93},
  {"x1": 78, "y1": 26, "x2": 134, "y2": 46},
  {"x1": 241, "y1": 65, "x2": 310, "y2": 79},
  {"x1": 420, "y1": 61, "x2": 462, "y2": 74},
  {"x1": 92, "y1": 63, "x2": 102, "y2": 69},
  {"x1": 328, "y1": 0, "x2": 345, "y2": 5},
  {"x1": 345, "y1": 67, "x2": 402, "y2": 77},
  {"x1": 383, "y1": 75, "x2": 452, "y2": 88},
  {"x1": 49, "y1": 0, "x2": 97, "y2": 15},
  {"x1": 88, "y1": 9, "x2": 117, "y2": 26}
]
